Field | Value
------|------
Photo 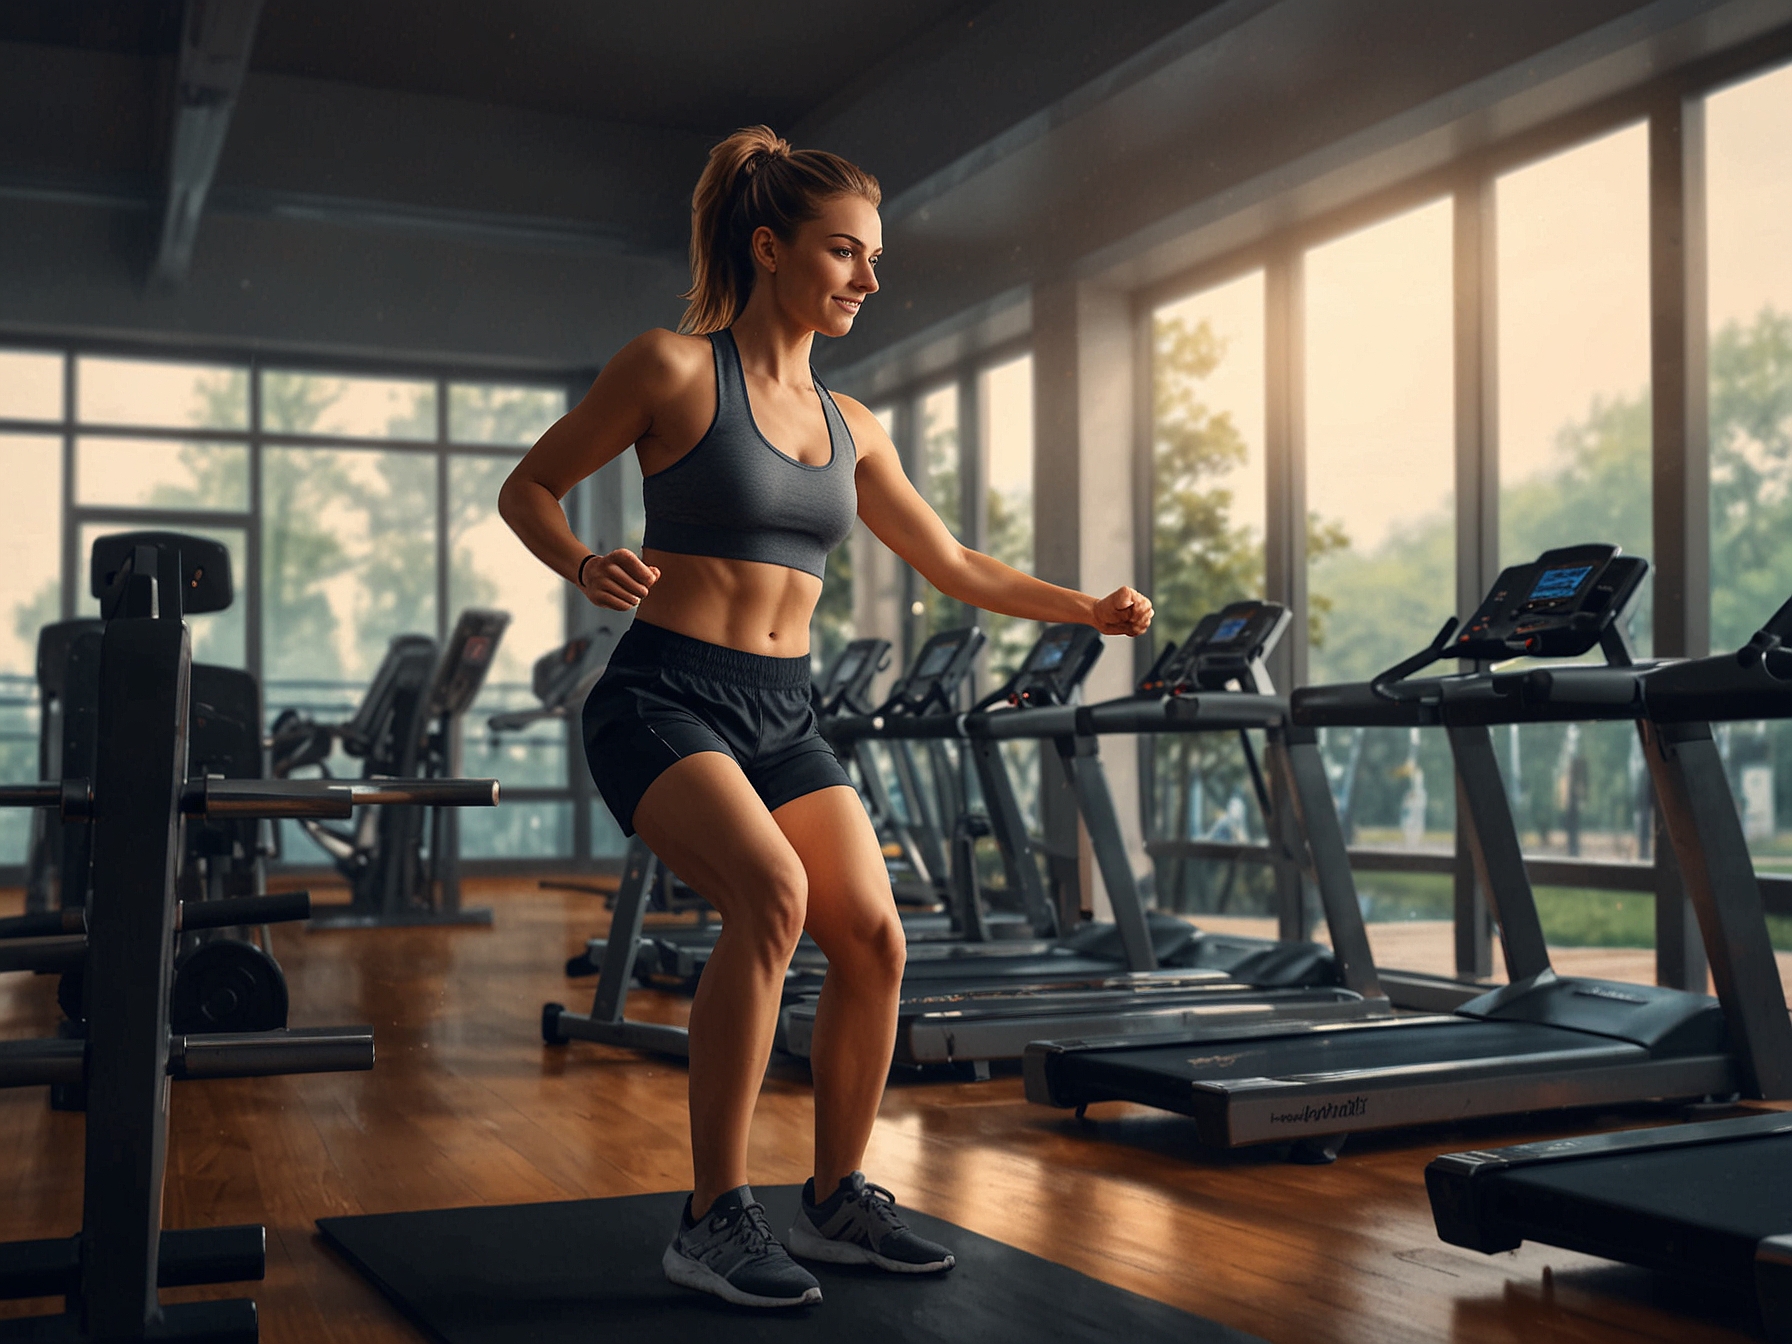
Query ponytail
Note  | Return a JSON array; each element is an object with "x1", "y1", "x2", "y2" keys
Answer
[{"x1": 680, "y1": 126, "x2": 881, "y2": 335}]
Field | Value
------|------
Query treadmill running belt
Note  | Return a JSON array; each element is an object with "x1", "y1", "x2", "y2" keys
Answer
[
  {"x1": 1062, "y1": 1020, "x2": 1638, "y2": 1114},
  {"x1": 1496, "y1": 1134, "x2": 1792, "y2": 1283}
]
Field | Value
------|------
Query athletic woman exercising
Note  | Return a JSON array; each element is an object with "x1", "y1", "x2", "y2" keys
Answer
[{"x1": 500, "y1": 126, "x2": 1151, "y2": 1309}]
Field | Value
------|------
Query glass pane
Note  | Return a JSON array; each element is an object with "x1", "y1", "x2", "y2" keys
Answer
[
  {"x1": 591, "y1": 797, "x2": 628, "y2": 860},
  {"x1": 1306, "y1": 197, "x2": 1455, "y2": 685},
  {"x1": 1496, "y1": 123, "x2": 1653, "y2": 980},
  {"x1": 620, "y1": 450, "x2": 646, "y2": 555},
  {"x1": 449, "y1": 455, "x2": 559, "y2": 691},
  {"x1": 262, "y1": 370, "x2": 436, "y2": 440},
  {"x1": 0, "y1": 350, "x2": 62, "y2": 421},
  {"x1": 461, "y1": 800, "x2": 573, "y2": 859},
  {"x1": 810, "y1": 532, "x2": 855, "y2": 674},
  {"x1": 261, "y1": 447, "x2": 438, "y2": 706},
  {"x1": 915, "y1": 384, "x2": 962, "y2": 641},
  {"x1": 1148, "y1": 272, "x2": 1270, "y2": 900},
  {"x1": 79, "y1": 522, "x2": 247, "y2": 668},
  {"x1": 1497, "y1": 123, "x2": 1652, "y2": 647},
  {"x1": 77, "y1": 438, "x2": 248, "y2": 511},
  {"x1": 449, "y1": 453, "x2": 568, "y2": 791},
  {"x1": 0, "y1": 436, "x2": 62, "y2": 678},
  {"x1": 0, "y1": 436, "x2": 59, "y2": 864},
  {"x1": 1710, "y1": 61, "x2": 1792, "y2": 646},
  {"x1": 980, "y1": 354, "x2": 1035, "y2": 676},
  {"x1": 1708, "y1": 62, "x2": 1792, "y2": 880},
  {"x1": 449, "y1": 383, "x2": 566, "y2": 447},
  {"x1": 78, "y1": 357, "x2": 246, "y2": 430},
  {"x1": 1304, "y1": 200, "x2": 1456, "y2": 879},
  {"x1": 1152, "y1": 272, "x2": 1267, "y2": 640},
  {"x1": 465, "y1": 714, "x2": 567, "y2": 791}
]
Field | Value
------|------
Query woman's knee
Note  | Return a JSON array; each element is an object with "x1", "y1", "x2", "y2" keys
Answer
[
  {"x1": 824, "y1": 903, "x2": 906, "y2": 982},
  {"x1": 728, "y1": 859, "x2": 809, "y2": 954}
]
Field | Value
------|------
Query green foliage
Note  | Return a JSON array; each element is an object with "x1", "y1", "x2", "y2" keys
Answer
[
  {"x1": 914, "y1": 394, "x2": 965, "y2": 641},
  {"x1": 1150, "y1": 314, "x2": 1263, "y2": 639},
  {"x1": 982, "y1": 481, "x2": 1037, "y2": 678},
  {"x1": 809, "y1": 534, "x2": 855, "y2": 673},
  {"x1": 1711, "y1": 307, "x2": 1792, "y2": 651}
]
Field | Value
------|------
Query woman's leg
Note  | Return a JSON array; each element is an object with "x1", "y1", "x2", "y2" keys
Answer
[
  {"x1": 632, "y1": 752, "x2": 810, "y2": 1218},
  {"x1": 772, "y1": 785, "x2": 906, "y2": 1192}
]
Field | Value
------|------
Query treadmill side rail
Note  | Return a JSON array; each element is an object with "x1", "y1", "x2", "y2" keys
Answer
[
  {"x1": 1425, "y1": 1151, "x2": 1524, "y2": 1254},
  {"x1": 1757, "y1": 1234, "x2": 1792, "y2": 1344},
  {"x1": 1210, "y1": 1052, "x2": 1737, "y2": 1147}
]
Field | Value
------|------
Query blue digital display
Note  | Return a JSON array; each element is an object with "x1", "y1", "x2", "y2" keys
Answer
[
  {"x1": 1529, "y1": 564, "x2": 1593, "y2": 601},
  {"x1": 1211, "y1": 616, "x2": 1249, "y2": 642}
]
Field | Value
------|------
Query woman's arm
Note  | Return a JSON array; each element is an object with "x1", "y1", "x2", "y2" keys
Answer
[
  {"x1": 498, "y1": 329, "x2": 699, "y2": 609},
  {"x1": 843, "y1": 401, "x2": 1152, "y2": 637}
]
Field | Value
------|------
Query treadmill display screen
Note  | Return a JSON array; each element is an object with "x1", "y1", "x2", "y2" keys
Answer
[
  {"x1": 915, "y1": 643, "x2": 957, "y2": 679},
  {"x1": 1529, "y1": 565, "x2": 1593, "y2": 602},
  {"x1": 833, "y1": 648, "x2": 866, "y2": 685},
  {"x1": 1210, "y1": 616, "x2": 1249, "y2": 644},
  {"x1": 1026, "y1": 635, "x2": 1072, "y2": 671}
]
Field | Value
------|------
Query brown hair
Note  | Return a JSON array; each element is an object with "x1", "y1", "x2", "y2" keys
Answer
[{"x1": 679, "y1": 125, "x2": 881, "y2": 335}]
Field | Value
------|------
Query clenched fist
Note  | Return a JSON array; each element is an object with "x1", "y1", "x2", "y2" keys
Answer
[
  {"x1": 1093, "y1": 586, "x2": 1152, "y2": 637},
  {"x1": 581, "y1": 548, "x2": 661, "y2": 610}
]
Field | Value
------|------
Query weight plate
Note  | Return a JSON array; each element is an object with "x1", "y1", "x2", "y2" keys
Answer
[{"x1": 171, "y1": 938, "x2": 289, "y2": 1034}]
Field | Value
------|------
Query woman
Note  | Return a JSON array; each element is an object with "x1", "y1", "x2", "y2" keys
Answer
[{"x1": 499, "y1": 126, "x2": 1151, "y2": 1309}]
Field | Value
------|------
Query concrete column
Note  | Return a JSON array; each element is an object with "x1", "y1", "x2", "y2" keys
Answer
[{"x1": 1033, "y1": 278, "x2": 1147, "y2": 923}]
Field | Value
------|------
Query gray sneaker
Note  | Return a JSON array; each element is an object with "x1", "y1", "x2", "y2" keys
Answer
[
  {"x1": 788, "y1": 1172, "x2": 956, "y2": 1273},
  {"x1": 662, "y1": 1186, "x2": 822, "y2": 1308}
]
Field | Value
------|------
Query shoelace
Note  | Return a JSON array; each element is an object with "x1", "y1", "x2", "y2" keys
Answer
[
  {"x1": 850, "y1": 1181, "x2": 909, "y2": 1232},
  {"x1": 708, "y1": 1200, "x2": 780, "y2": 1258}
]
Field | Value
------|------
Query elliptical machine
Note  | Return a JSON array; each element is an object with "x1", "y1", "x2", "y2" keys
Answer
[{"x1": 270, "y1": 608, "x2": 510, "y2": 927}]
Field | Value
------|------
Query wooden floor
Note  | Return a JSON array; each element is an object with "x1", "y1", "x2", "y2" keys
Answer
[{"x1": 0, "y1": 879, "x2": 1777, "y2": 1343}]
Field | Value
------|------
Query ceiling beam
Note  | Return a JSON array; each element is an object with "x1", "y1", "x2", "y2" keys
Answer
[{"x1": 153, "y1": 0, "x2": 262, "y2": 284}]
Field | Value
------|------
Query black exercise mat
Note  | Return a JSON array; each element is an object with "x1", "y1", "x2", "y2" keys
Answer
[{"x1": 317, "y1": 1186, "x2": 1262, "y2": 1344}]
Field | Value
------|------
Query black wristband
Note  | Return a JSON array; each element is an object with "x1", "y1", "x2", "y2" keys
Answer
[{"x1": 575, "y1": 553, "x2": 599, "y2": 587}]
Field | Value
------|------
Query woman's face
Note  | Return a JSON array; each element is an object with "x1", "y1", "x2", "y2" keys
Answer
[{"x1": 754, "y1": 194, "x2": 882, "y2": 337}]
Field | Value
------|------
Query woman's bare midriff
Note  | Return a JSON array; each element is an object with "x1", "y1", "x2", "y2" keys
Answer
[{"x1": 634, "y1": 550, "x2": 825, "y2": 657}]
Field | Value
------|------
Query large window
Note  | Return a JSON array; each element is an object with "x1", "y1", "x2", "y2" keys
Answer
[
  {"x1": 1147, "y1": 272, "x2": 1270, "y2": 912},
  {"x1": 0, "y1": 429, "x2": 61, "y2": 869},
  {"x1": 980, "y1": 354, "x2": 1035, "y2": 676},
  {"x1": 1304, "y1": 200, "x2": 1457, "y2": 946},
  {"x1": 1494, "y1": 124, "x2": 1655, "y2": 972},
  {"x1": 0, "y1": 348, "x2": 574, "y2": 869},
  {"x1": 1708, "y1": 61, "x2": 1792, "y2": 886},
  {"x1": 911, "y1": 383, "x2": 963, "y2": 647}
]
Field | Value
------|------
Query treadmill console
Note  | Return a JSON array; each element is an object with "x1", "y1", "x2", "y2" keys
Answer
[
  {"x1": 424, "y1": 609, "x2": 512, "y2": 718},
  {"x1": 1137, "y1": 601, "x2": 1291, "y2": 696},
  {"x1": 1000, "y1": 623, "x2": 1103, "y2": 708},
  {"x1": 532, "y1": 622, "x2": 627, "y2": 712},
  {"x1": 1452, "y1": 544, "x2": 1646, "y2": 663},
  {"x1": 1369, "y1": 543, "x2": 1647, "y2": 701},
  {"x1": 815, "y1": 637, "x2": 891, "y2": 716},
  {"x1": 882, "y1": 626, "x2": 985, "y2": 716}
]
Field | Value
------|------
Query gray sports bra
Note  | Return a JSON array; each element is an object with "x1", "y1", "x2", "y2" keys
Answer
[{"x1": 641, "y1": 329, "x2": 858, "y2": 580}]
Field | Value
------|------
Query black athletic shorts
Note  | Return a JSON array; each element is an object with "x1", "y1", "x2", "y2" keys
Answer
[{"x1": 581, "y1": 619, "x2": 853, "y2": 837}]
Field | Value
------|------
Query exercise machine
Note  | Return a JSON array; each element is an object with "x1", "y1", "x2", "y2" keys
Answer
[
  {"x1": 271, "y1": 608, "x2": 510, "y2": 927},
  {"x1": 1025, "y1": 545, "x2": 1789, "y2": 1156},
  {"x1": 1427, "y1": 590, "x2": 1792, "y2": 1340},
  {"x1": 0, "y1": 532, "x2": 497, "y2": 1342},
  {"x1": 782, "y1": 602, "x2": 1389, "y2": 1069}
]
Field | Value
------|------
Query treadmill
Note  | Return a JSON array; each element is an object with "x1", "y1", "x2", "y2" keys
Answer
[
  {"x1": 780, "y1": 604, "x2": 1391, "y2": 1068},
  {"x1": 1427, "y1": 592, "x2": 1792, "y2": 1340},
  {"x1": 1024, "y1": 544, "x2": 1789, "y2": 1155}
]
